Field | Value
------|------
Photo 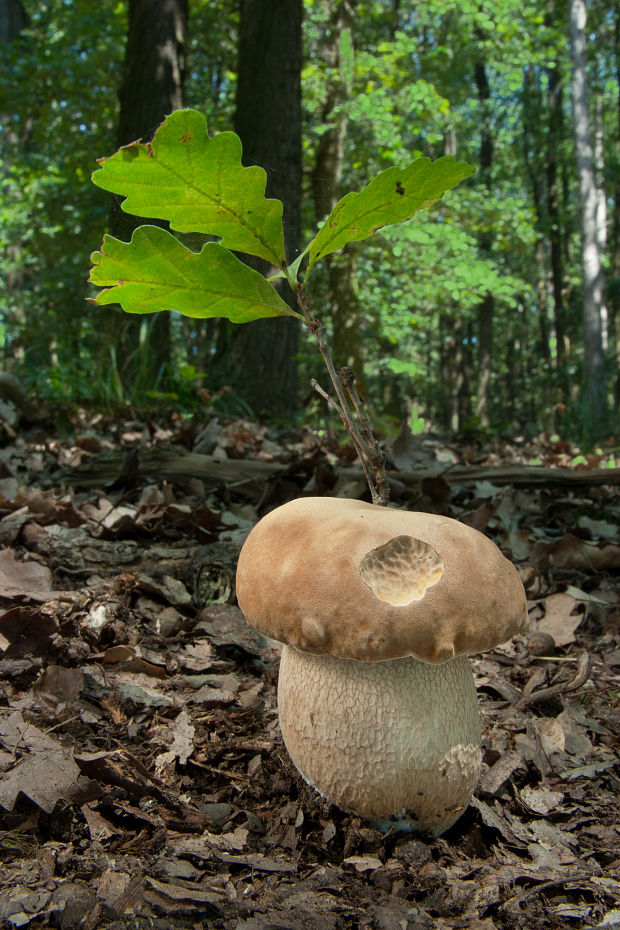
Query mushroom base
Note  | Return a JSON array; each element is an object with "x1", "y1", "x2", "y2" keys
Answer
[{"x1": 277, "y1": 645, "x2": 482, "y2": 836}]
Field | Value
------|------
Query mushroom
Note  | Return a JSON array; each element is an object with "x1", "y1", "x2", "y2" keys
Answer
[{"x1": 236, "y1": 497, "x2": 527, "y2": 835}]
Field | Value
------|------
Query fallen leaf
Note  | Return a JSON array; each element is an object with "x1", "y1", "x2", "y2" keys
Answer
[
  {"x1": 577, "y1": 515, "x2": 619, "y2": 540},
  {"x1": 0, "y1": 606, "x2": 58, "y2": 657},
  {"x1": 0, "y1": 709, "x2": 98, "y2": 813},
  {"x1": 35, "y1": 665, "x2": 84, "y2": 707},
  {"x1": 538, "y1": 592, "x2": 583, "y2": 646},
  {"x1": 0, "y1": 549, "x2": 57, "y2": 600},
  {"x1": 518, "y1": 785, "x2": 564, "y2": 815},
  {"x1": 343, "y1": 855, "x2": 383, "y2": 872},
  {"x1": 170, "y1": 708, "x2": 195, "y2": 765}
]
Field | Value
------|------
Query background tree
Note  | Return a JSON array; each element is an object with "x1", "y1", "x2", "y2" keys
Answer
[
  {"x1": 0, "y1": 0, "x2": 125, "y2": 394},
  {"x1": 0, "y1": 0, "x2": 27, "y2": 43},
  {"x1": 211, "y1": 0, "x2": 303, "y2": 419},
  {"x1": 101, "y1": 0, "x2": 189, "y2": 396},
  {"x1": 1, "y1": 0, "x2": 618, "y2": 444},
  {"x1": 569, "y1": 0, "x2": 607, "y2": 438},
  {"x1": 472, "y1": 53, "x2": 494, "y2": 428},
  {"x1": 310, "y1": 0, "x2": 365, "y2": 382}
]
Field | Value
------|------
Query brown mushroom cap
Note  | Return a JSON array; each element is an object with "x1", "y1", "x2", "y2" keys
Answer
[{"x1": 236, "y1": 497, "x2": 527, "y2": 663}]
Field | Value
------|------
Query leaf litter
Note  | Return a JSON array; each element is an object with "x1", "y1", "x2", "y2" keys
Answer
[{"x1": 0, "y1": 409, "x2": 618, "y2": 929}]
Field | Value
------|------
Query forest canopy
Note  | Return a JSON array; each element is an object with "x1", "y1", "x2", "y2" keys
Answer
[{"x1": 0, "y1": 0, "x2": 618, "y2": 444}]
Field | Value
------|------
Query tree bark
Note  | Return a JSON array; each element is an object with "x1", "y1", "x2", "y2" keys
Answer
[
  {"x1": 545, "y1": 65, "x2": 570, "y2": 392},
  {"x1": 0, "y1": 0, "x2": 27, "y2": 42},
  {"x1": 214, "y1": 0, "x2": 302, "y2": 420},
  {"x1": 473, "y1": 57, "x2": 494, "y2": 427},
  {"x1": 311, "y1": 0, "x2": 365, "y2": 382},
  {"x1": 569, "y1": 0, "x2": 607, "y2": 439},
  {"x1": 102, "y1": 0, "x2": 188, "y2": 395},
  {"x1": 611, "y1": 5, "x2": 620, "y2": 412},
  {"x1": 0, "y1": 0, "x2": 29, "y2": 368}
]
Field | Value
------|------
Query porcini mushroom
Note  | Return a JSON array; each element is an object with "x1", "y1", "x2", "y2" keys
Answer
[{"x1": 236, "y1": 497, "x2": 527, "y2": 835}]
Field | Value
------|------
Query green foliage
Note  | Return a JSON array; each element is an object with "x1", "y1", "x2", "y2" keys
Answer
[
  {"x1": 4, "y1": 0, "x2": 617, "y2": 439},
  {"x1": 0, "y1": 0, "x2": 125, "y2": 385},
  {"x1": 89, "y1": 109, "x2": 473, "y2": 322},
  {"x1": 305, "y1": 157, "x2": 474, "y2": 274},
  {"x1": 92, "y1": 109, "x2": 287, "y2": 268},
  {"x1": 90, "y1": 227, "x2": 297, "y2": 322}
]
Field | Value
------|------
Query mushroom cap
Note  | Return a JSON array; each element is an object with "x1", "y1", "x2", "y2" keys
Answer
[{"x1": 236, "y1": 497, "x2": 527, "y2": 663}]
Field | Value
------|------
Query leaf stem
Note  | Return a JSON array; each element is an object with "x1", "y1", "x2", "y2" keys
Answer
[{"x1": 297, "y1": 286, "x2": 390, "y2": 506}]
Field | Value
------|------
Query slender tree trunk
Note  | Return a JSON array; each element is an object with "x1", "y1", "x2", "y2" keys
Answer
[
  {"x1": 611, "y1": 4, "x2": 620, "y2": 413},
  {"x1": 521, "y1": 66, "x2": 554, "y2": 402},
  {"x1": 473, "y1": 57, "x2": 494, "y2": 427},
  {"x1": 593, "y1": 90, "x2": 608, "y2": 352},
  {"x1": 216, "y1": 0, "x2": 302, "y2": 419},
  {"x1": 102, "y1": 0, "x2": 188, "y2": 395},
  {"x1": 546, "y1": 65, "x2": 570, "y2": 391},
  {"x1": 311, "y1": 0, "x2": 365, "y2": 382},
  {"x1": 569, "y1": 0, "x2": 607, "y2": 439},
  {"x1": 1, "y1": 0, "x2": 29, "y2": 367},
  {"x1": 0, "y1": 0, "x2": 27, "y2": 42}
]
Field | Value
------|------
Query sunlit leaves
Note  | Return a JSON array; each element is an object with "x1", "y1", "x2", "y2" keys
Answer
[
  {"x1": 92, "y1": 109, "x2": 287, "y2": 269},
  {"x1": 89, "y1": 110, "x2": 473, "y2": 325},
  {"x1": 89, "y1": 226, "x2": 299, "y2": 323},
  {"x1": 306, "y1": 156, "x2": 474, "y2": 276}
]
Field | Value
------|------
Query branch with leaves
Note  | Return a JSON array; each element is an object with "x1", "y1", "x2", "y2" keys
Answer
[{"x1": 89, "y1": 108, "x2": 473, "y2": 504}]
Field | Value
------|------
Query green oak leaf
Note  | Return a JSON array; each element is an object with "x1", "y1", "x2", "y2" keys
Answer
[
  {"x1": 89, "y1": 225, "x2": 300, "y2": 323},
  {"x1": 306, "y1": 156, "x2": 474, "y2": 276},
  {"x1": 91, "y1": 109, "x2": 287, "y2": 269}
]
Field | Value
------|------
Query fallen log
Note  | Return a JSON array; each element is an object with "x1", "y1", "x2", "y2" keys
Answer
[{"x1": 57, "y1": 444, "x2": 620, "y2": 491}]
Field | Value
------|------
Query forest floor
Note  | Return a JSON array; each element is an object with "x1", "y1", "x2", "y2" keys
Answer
[{"x1": 0, "y1": 404, "x2": 619, "y2": 930}]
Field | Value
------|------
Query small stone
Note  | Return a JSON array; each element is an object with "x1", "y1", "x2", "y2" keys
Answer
[
  {"x1": 394, "y1": 839, "x2": 432, "y2": 866},
  {"x1": 527, "y1": 632, "x2": 556, "y2": 656}
]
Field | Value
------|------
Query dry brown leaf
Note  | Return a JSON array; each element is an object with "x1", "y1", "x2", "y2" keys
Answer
[
  {"x1": 538, "y1": 592, "x2": 583, "y2": 646},
  {"x1": 0, "y1": 605, "x2": 58, "y2": 657},
  {"x1": 532, "y1": 534, "x2": 620, "y2": 571},
  {"x1": 343, "y1": 855, "x2": 383, "y2": 872},
  {"x1": 0, "y1": 548, "x2": 57, "y2": 599},
  {"x1": 0, "y1": 709, "x2": 98, "y2": 813}
]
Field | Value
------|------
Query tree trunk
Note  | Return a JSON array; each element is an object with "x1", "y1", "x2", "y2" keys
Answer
[
  {"x1": 568, "y1": 0, "x2": 607, "y2": 439},
  {"x1": 102, "y1": 0, "x2": 188, "y2": 396},
  {"x1": 215, "y1": 0, "x2": 302, "y2": 420},
  {"x1": 545, "y1": 65, "x2": 570, "y2": 392},
  {"x1": 473, "y1": 57, "x2": 495, "y2": 427},
  {"x1": 311, "y1": 0, "x2": 365, "y2": 383},
  {"x1": 1, "y1": 0, "x2": 29, "y2": 367},
  {"x1": 611, "y1": 5, "x2": 620, "y2": 413},
  {"x1": 475, "y1": 292, "x2": 493, "y2": 425},
  {"x1": 0, "y1": 0, "x2": 27, "y2": 42},
  {"x1": 521, "y1": 65, "x2": 553, "y2": 397}
]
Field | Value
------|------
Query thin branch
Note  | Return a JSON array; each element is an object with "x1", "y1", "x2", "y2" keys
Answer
[
  {"x1": 339, "y1": 367, "x2": 390, "y2": 505},
  {"x1": 310, "y1": 378, "x2": 378, "y2": 498},
  {"x1": 516, "y1": 651, "x2": 592, "y2": 710},
  {"x1": 297, "y1": 286, "x2": 390, "y2": 506}
]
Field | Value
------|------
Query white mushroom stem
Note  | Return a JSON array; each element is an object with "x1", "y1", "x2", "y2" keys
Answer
[{"x1": 277, "y1": 644, "x2": 483, "y2": 836}]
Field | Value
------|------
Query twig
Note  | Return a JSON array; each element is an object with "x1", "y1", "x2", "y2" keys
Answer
[
  {"x1": 517, "y1": 651, "x2": 592, "y2": 709},
  {"x1": 297, "y1": 286, "x2": 390, "y2": 506},
  {"x1": 310, "y1": 377, "x2": 377, "y2": 497},
  {"x1": 499, "y1": 874, "x2": 589, "y2": 914},
  {"x1": 339, "y1": 367, "x2": 390, "y2": 505}
]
